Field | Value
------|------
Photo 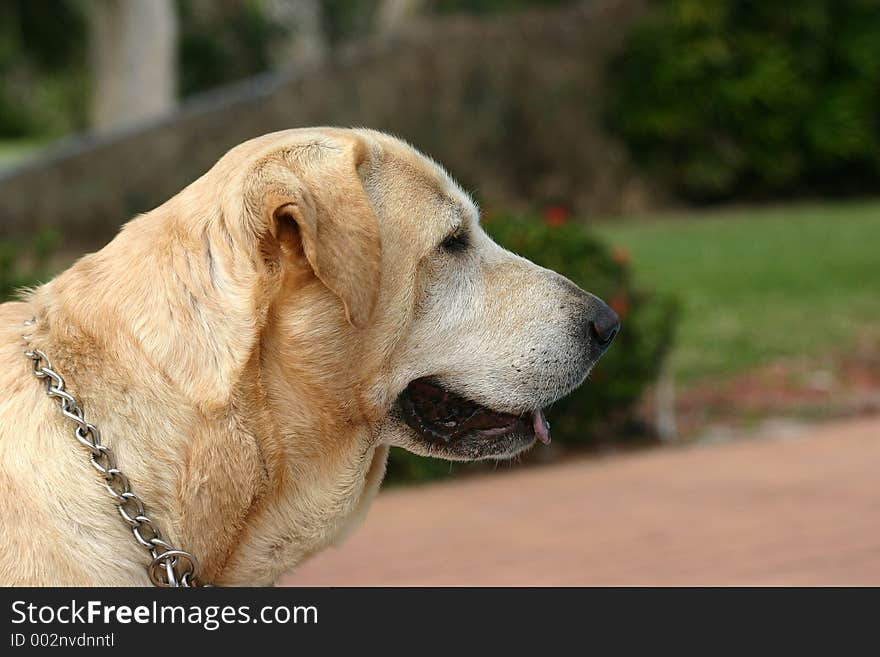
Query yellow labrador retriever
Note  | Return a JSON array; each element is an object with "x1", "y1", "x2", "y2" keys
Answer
[{"x1": 0, "y1": 128, "x2": 619, "y2": 586}]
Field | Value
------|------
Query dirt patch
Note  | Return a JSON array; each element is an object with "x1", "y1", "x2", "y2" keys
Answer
[{"x1": 653, "y1": 339, "x2": 880, "y2": 441}]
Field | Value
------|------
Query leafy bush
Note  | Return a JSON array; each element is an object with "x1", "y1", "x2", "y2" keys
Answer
[
  {"x1": 177, "y1": 0, "x2": 288, "y2": 97},
  {"x1": 608, "y1": 0, "x2": 880, "y2": 200},
  {"x1": 0, "y1": 230, "x2": 58, "y2": 302},
  {"x1": 0, "y1": 0, "x2": 88, "y2": 139},
  {"x1": 385, "y1": 211, "x2": 678, "y2": 484}
]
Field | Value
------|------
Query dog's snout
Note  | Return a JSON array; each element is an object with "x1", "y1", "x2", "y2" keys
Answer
[{"x1": 588, "y1": 300, "x2": 620, "y2": 348}]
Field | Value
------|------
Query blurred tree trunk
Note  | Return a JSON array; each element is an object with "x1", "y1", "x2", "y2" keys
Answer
[
  {"x1": 88, "y1": 0, "x2": 177, "y2": 133},
  {"x1": 265, "y1": 0, "x2": 326, "y2": 69},
  {"x1": 377, "y1": 0, "x2": 426, "y2": 38}
]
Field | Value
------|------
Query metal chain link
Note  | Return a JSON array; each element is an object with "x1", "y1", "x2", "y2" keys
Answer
[{"x1": 22, "y1": 318, "x2": 203, "y2": 587}]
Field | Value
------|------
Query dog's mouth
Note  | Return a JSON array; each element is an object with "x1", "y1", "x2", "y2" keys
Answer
[{"x1": 398, "y1": 377, "x2": 551, "y2": 449}]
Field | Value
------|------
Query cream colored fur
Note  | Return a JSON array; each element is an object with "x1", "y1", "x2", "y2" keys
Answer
[{"x1": 0, "y1": 128, "x2": 602, "y2": 585}]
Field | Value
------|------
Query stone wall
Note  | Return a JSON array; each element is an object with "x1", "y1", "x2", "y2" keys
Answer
[{"x1": 0, "y1": 0, "x2": 655, "y2": 248}]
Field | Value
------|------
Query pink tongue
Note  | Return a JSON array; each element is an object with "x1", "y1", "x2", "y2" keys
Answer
[{"x1": 532, "y1": 409, "x2": 551, "y2": 445}]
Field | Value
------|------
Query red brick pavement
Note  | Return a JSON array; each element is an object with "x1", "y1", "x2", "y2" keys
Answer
[{"x1": 279, "y1": 417, "x2": 880, "y2": 586}]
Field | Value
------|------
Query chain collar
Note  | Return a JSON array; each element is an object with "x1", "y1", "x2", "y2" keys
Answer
[{"x1": 22, "y1": 318, "x2": 204, "y2": 587}]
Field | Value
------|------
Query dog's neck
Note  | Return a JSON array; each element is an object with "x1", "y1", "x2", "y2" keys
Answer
[{"x1": 26, "y1": 219, "x2": 384, "y2": 585}]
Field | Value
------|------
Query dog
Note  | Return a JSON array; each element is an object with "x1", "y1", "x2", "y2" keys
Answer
[{"x1": 0, "y1": 128, "x2": 619, "y2": 586}]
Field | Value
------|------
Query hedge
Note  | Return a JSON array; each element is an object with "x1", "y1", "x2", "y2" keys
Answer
[{"x1": 608, "y1": 0, "x2": 880, "y2": 200}]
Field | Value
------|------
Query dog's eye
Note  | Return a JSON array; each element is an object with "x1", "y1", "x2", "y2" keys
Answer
[{"x1": 440, "y1": 230, "x2": 468, "y2": 253}]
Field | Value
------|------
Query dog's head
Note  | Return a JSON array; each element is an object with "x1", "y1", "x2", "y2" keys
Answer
[{"x1": 195, "y1": 128, "x2": 618, "y2": 461}]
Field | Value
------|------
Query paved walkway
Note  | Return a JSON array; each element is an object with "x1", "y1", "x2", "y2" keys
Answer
[{"x1": 279, "y1": 417, "x2": 880, "y2": 586}]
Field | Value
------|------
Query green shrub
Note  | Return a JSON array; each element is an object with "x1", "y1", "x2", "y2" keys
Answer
[
  {"x1": 0, "y1": 0, "x2": 88, "y2": 139},
  {"x1": 608, "y1": 0, "x2": 880, "y2": 200},
  {"x1": 385, "y1": 212, "x2": 678, "y2": 484},
  {"x1": 177, "y1": 0, "x2": 287, "y2": 97},
  {"x1": 0, "y1": 230, "x2": 58, "y2": 302}
]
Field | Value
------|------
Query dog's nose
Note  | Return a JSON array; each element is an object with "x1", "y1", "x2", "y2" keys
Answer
[{"x1": 589, "y1": 301, "x2": 620, "y2": 347}]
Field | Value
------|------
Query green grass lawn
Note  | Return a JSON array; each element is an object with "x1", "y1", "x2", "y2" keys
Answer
[{"x1": 595, "y1": 201, "x2": 880, "y2": 383}]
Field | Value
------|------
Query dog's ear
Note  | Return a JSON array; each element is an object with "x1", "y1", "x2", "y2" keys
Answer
[{"x1": 247, "y1": 135, "x2": 381, "y2": 328}]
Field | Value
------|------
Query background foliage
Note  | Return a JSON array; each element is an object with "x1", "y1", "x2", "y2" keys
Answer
[
  {"x1": 177, "y1": 0, "x2": 286, "y2": 96},
  {"x1": 608, "y1": 0, "x2": 880, "y2": 200},
  {"x1": 0, "y1": 230, "x2": 58, "y2": 302},
  {"x1": 0, "y1": 0, "x2": 88, "y2": 139}
]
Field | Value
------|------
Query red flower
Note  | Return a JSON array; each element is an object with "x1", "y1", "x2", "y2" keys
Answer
[
  {"x1": 612, "y1": 246, "x2": 631, "y2": 266},
  {"x1": 609, "y1": 291, "x2": 630, "y2": 320},
  {"x1": 542, "y1": 205, "x2": 570, "y2": 227}
]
